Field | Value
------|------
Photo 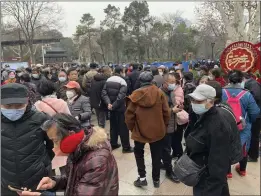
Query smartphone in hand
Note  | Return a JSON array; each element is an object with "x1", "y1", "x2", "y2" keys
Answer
[{"x1": 8, "y1": 185, "x2": 23, "y2": 192}]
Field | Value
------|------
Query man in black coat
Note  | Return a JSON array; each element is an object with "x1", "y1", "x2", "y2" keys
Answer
[
  {"x1": 90, "y1": 66, "x2": 111, "y2": 128},
  {"x1": 128, "y1": 63, "x2": 141, "y2": 94},
  {"x1": 243, "y1": 73, "x2": 261, "y2": 162},
  {"x1": 1, "y1": 83, "x2": 54, "y2": 196},
  {"x1": 185, "y1": 84, "x2": 230, "y2": 196},
  {"x1": 102, "y1": 66, "x2": 133, "y2": 153}
]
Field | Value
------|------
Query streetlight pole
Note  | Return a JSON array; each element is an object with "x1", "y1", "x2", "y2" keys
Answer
[{"x1": 211, "y1": 42, "x2": 215, "y2": 60}]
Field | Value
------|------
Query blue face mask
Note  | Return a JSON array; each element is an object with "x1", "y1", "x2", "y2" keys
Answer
[
  {"x1": 191, "y1": 103, "x2": 209, "y2": 115},
  {"x1": 59, "y1": 77, "x2": 67, "y2": 82},
  {"x1": 168, "y1": 84, "x2": 176, "y2": 91},
  {"x1": 1, "y1": 107, "x2": 26, "y2": 121}
]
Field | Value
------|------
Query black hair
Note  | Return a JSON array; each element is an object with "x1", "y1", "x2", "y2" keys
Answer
[
  {"x1": 74, "y1": 87, "x2": 82, "y2": 96},
  {"x1": 90, "y1": 63, "x2": 98, "y2": 69},
  {"x1": 20, "y1": 73, "x2": 31, "y2": 82},
  {"x1": 228, "y1": 70, "x2": 243, "y2": 84},
  {"x1": 211, "y1": 68, "x2": 221, "y2": 78},
  {"x1": 38, "y1": 79, "x2": 56, "y2": 96},
  {"x1": 79, "y1": 67, "x2": 88, "y2": 76},
  {"x1": 114, "y1": 66, "x2": 123, "y2": 74},
  {"x1": 168, "y1": 67, "x2": 176, "y2": 73},
  {"x1": 151, "y1": 66, "x2": 159, "y2": 76},
  {"x1": 67, "y1": 67, "x2": 77, "y2": 76},
  {"x1": 144, "y1": 67, "x2": 151, "y2": 72},
  {"x1": 130, "y1": 63, "x2": 139, "y2": 70},
  {"x1": 206, "y1": 81, "x2": 222, "y2": 104},
  {"x1": 173, "y1": 72, "x2": 181, "y2": 85}
]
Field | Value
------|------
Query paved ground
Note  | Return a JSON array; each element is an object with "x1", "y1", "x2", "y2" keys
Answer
[{"x1": 91, "y1": 116, "x2": 260, "y2": 195}]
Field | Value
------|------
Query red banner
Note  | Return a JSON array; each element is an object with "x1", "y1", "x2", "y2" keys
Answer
[{"x1": 220, "y1": 41, "x2": 260, "y2": 75}]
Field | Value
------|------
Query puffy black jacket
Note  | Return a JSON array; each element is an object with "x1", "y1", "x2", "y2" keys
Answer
[
  {"x1": 184, "y1": 106, "x2": 230, "y2": 196},
  {"x1": 1, "y1": 106, "x2": 54, "y2": 195},
  {"x1": 90, "y1": 74, "x2": 109, "y2": 109},
  {"x1": 101, "y1": 74, "x2": 127, "y2": 112}
]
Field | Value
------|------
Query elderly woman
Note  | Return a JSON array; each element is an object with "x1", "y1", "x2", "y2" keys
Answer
[{"x1": 19, "y1": 113, "x2": 119, "y2": 196}]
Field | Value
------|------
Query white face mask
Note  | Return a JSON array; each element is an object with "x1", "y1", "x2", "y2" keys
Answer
[{"x1": 66, "y1": 90, "x2": 76, "y2": 99}]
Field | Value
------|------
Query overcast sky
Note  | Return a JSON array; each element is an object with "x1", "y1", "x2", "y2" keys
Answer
[{"x1": 58, "y1": 2, "x2": 198, "y2": 37}]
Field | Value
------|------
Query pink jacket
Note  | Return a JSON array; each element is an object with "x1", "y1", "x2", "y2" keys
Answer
[
  {"x1": 35, "y1": 97, "x2": 71, "y2": 116},
  {"x1": 173, "y1": 85, "x2": 184, "y2": 106},
  {"x1": 35, "y1": 97, "x2": 71, "y2": 170}
]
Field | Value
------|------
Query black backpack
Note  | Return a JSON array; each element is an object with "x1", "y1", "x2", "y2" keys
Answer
[{"x1": 216, "y1": 104, "x2": 243, "y2": 164}]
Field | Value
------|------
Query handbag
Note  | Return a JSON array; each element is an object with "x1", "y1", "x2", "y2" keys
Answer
[{"x1": 173, "y1": 154, "x2": 206, "y2": 186}]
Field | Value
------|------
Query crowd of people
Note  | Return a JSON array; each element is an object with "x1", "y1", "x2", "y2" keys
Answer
[{"x1": 1, "y1": 61, "x2": 260, "y2": 196}]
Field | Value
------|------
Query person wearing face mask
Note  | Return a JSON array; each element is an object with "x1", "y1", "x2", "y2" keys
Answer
[
  {"x1": 55, "y1": 70, "x2": 68, "y2": 101},
  {"x1": 3, "y1": 71, "x2": 17, "y2": 84},
  {"x1": 159, "y1": 73, "x2": 183, "y2": 183},
  {"x1": 151, "y1": 66, "x2": 164, "y2": 88},
  {"x1": 65, "y1": 81, "x2": 91, "y2": 128},
  {"x1": 1, "y1": 83, "x2": 54, "y2": 196},
  {"x1": 19, "y1": 114, "x2": 119, "y2": 196},
  {"x1": 183, "y1": 84, "x2": 231, "y2": 196},
  {"x1": 31, "y1": 67, "x2": 46, "y2": 88}
]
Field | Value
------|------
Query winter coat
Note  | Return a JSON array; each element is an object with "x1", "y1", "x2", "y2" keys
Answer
[
  {"x1": 3, "y1": 78, "x2": 17, "y2": 85},
  {"x1": 23, "y1": 82, "x2": 38, "y2": 104},
  {"x1": 35, "y1": 95, "x2": 71, "y2": 116},
  {"x1": 173, "y1": 85, "x2": 184, "y2": 106},
  {"x1": 153, "y1": 75, "x2": 164, "y2": 88},
  {"x1": 215, "y1": 77, "x2": 226, "y2": 87},
  {"x1": 35, "y1": 95, "x2": 71, "y2": 170},
  {"x1": 67, "y1": 95, "x2": 92, "y2": 128},
  {"x1": 1, "y1": 106, "x2": 54, "y2": 195},
  {"x1": 161, "y1": 87, "x2": 176, "y2": 133},
  {"x1": 128, "y1": 70, "x2": 141, "y2": 94},
  {"x1": 82, "y1": 70, "x2": 98, "y2": 96},
  {"x1": 55, "y1": 81, "x2": 68, "y2": 101},
  {"x1": 222, "y1": 84, "x2": 260, "y2": 150},
  {"x1": 90, "y1": 74, "x2": 109, "y2": 109},
  {"x1": 184, "y1": 106, "x2": 231, "y2": 196},
  {"x1": 244, "y1": 78, "x2": 261, "y2": 117},
  {"x1": 51, "y1": 128, "x2": 119, "y2": 196},
  {"x1": 101, "y1": 75, "x2": 128, "y2": 112},
  {"x1": 125, "y1": 84, "x2": 171, "y2": 143},
  {"x1": 183, "y1": 81, "x2": 196, "y2": 113},
  {"x1": 32, "y1": 75, "x2": 47, "y2": 100}
]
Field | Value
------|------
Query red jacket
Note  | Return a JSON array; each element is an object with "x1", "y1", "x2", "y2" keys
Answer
[
  {"x1": 215, "y1": 77, "x2": 226, "y2": 87},
  {"x1": 51, "y1": 129, "x2": 119, "y2": 196}
]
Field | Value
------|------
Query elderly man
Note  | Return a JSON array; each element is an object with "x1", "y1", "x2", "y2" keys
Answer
[
  {"x1": 1, "y1": 83, "x2": 54, "y2": 196},
  {"x1": 125, "y1": 71, "x2": 171, "y2": 188},
  {"x1": 184, "y1": 84, "x2": 231, "y2": 196}
]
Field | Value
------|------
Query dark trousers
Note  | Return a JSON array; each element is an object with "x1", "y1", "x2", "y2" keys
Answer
[
  {"x1": 134, "y1": 139, "x2": 163, "y2": 181},
  {"x1": 110, "y1": 111, "x2": 130, "y2": 149},
  {"x1": 162, "y1": 133, "x2": 173, "y2": 172},
  {"x1": 193, "y1": 172, "x2": 230, "y2": 196},
  {"x1": 172, "y1": 125, "x2": 184, "y2": 157},
  {"x1": 95, "y1": 108, "x2": 106, "y2": 128},
  {"x1": 248, "y1": 117, "x2": 261, "y2": 160}
]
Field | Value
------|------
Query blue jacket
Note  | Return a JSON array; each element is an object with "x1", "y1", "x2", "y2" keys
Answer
[{"x1": 222, "y1": 84, "x2": 260, "y2": 149}]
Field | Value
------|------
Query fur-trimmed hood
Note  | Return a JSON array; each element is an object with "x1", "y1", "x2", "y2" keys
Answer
[{"x1": 70, "y1": 126, "x2": 110, "y2": 163}]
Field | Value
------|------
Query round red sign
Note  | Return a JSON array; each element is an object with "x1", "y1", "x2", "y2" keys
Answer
[{"x1": 220, "y1": 41, "x2": 259, "y2": 74}]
